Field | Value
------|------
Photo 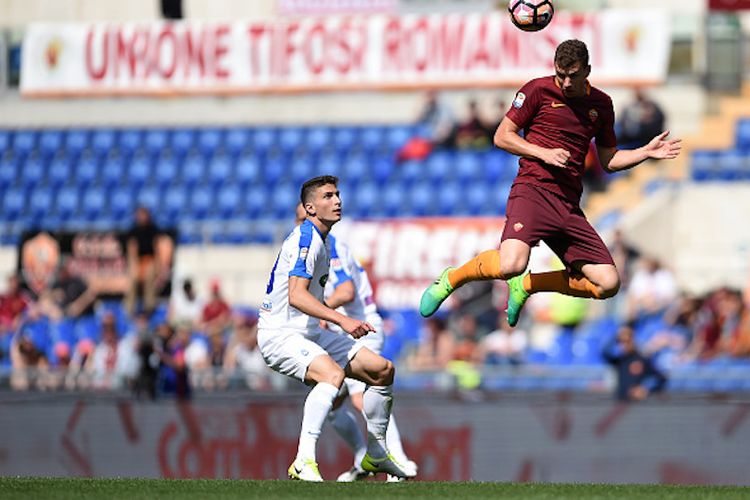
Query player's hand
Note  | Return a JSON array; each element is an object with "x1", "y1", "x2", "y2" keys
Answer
[
  {"x1": 339, "y1": 317, "x2": 375, "y2": 339},
  {"x1": 540, "y1": 148, "x2": 571, "y2": 168},
  {"x1": 644, "y1": 131, "x2": 682, "y2": 160},
  {"x1": 629, "y1": 385, "x2": 648, "y2": 401}
]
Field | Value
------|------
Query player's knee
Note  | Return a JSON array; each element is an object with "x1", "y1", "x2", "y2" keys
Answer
[
  {"x1": 499, "y1": 261, "x2": 525, "y2": 280},
  {"x1": 597, "y1": 274, "x2": 621, "y2": 299},
  {"x1": 373, "y1": 359, "x2": 394, "y2": 386},
  {"x1": 322, "y1": 367, "x2": 345, "y2": 387}
]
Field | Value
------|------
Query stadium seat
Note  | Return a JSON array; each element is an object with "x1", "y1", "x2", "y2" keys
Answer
[
  {"x1": 181, "y1": 152, "x2": 207, "y2": 188},
  {"x1": 189, "y1": 186, "x2": 214, "y2": 220},
  {"x1": 316, "y1": 151, "x2": 344, "y2": 177},
  {"x1": 154, "y1": 152, "x2": 179, "y2": 189},
  {"x1": 371, "y1": 155, "x2": 395, "y2": 183},
  {"x1": 144, "y1": 129, "x2": 170, "y2": 157},
  {"x1": 270, "y1": 183, "x2": 298, "y2": 219},
  {"x1": 177, "y1": 219, "x2": 203, "y2": 244},
  {"x1": 466, "y1": 182, "x2": 491, "y2": 215},
  {"x1": 81, "y1": 188, "x2": 107, "y2": 221},
  {"x1": 0, "y1": 153, "x2": 17, "y2": 190},
  {"x1": 352, "y1": 182, "x2": 379, "y2": 218},
  {"x1": 91, "y1": 129, "x2": 116, "y2": 157},
  {"x1": 306, "y1": 126, "x2": 331, "y2": 154},
  {"x1": 343, "y1": 151, "x2": 368, "y2": 183},
  {"x1": 0, "y1": 129, "x2": 11, "y2": 152},
  {"x1": 398, "y1": 160, "x2": 424, "y2": 185},
  {"x1": 12, "y1": 130, "x2": 37, "y2": 159},
  {"x1": 252, "y1": 127, "x2": 277, "y2": 154},
  {"x1": 47, "y1": 153, "x2": 73, "y2": 189},
  {"x1": 207, "y1": 152, "x2": 234, "y2": 188},
  {"x1": 198, "y1": 128, "x2": 223, "y2": 157},
  {"x1": 38, "y1": 129, "x2": 64, "y2": 160},
  {"x1": 109, "y1": 185, "x2": 134, "y2": 222},
  {"x1": 408, "y1": 181, "x2": 433, "y2": 216},
  {"x1": 64, "y1": 129, "x2": 89, "y2": 158},
  {"x1": 55, "y1": 186, "x2": 80, "y2": 220},
  {"x1": 136, "y1": 185, "x2": 161, "y2": 212},
  {"x1": 278, "y1": 127, "x2": 305, "y2": 154},
  {"x1": 437, "y1": 181, "x2": 464, "y2": 216},
  {"x1": 244, "y1": 185, "x2": 269, "y2": 218},
  {"x1": 716, "y1": 150, "x2": 745, "y2": 180},
  {"x1": 162, "y1": 185, "x2": 188, "y2": 224},
  {"x1": 290, "y1": 156, "x2": 314, "y2": 185},
  {"x1": 127, "y1": 153, "x2": 152, "y2": 189},
  {"x1": 248, "y1": 218, "x2": 278, "y2": 244},
  {"x1": 425, "y1": 150, "x2": 453, "y2": 184},
  {"x1": 76, "y1": 152, "x2": 99, "y2": 188},
  {"x1": 235, "y1": 153, "x2": 261, "y2": 186},
  {"x1": 118, "y1": 129, "x2": 143, "y2": 157},
  {"x1": 264, "y1": 152, "x2": 287, "y2": 185},
  {"x1": 384, "y1": 125, "x2": 414, "y2": 151},
  {"x1": 101, "y1": 154, "x2": 126, "y2": 189},
  {"x1": 691, "y1": 150, "x2": 718, "y2": 181},
  {"x1": 333, "y1": 127, "x2": 358, "y2": 153},
  {"x1": 360, "y1": 126, "x2": 384, "y2": 152},
  {"x1": 21, "y1": 153, "x2": 45, "y2": 188},
  {"x1": 171, "y1": 128, "x2": 196, "y2": 157},
  {"x1": 455, "y1": 150, "x2": 482, "y2": 184},
  {"x1": 29, "y1": 185, "x2": 54, "y2": 220},
  {"x1": 735, "y1": 119, "x2": 750, "y2": 151},
  {"x1": 215, "y1": 184, "x2": 243, "y2": 220},
  {"x1": 382, "y1": 184, "x2": 404, "y2": 217},
  {"x1": 225, "y1": 128, "x2": 251, "y2": 157}
]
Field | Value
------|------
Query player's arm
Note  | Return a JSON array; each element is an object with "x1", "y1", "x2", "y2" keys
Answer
[
  {"x1": 598, "y1": 130, "x2": 681, "y2": 174},
  {"x1": 288, "y1": 276, "x2": 373, "y2": 338},
  {"x1": 325, "y1": 280, "x2": 355, "y2": 309},
  {"x1": 494, "y1": 116, "x2": 571, "y2": 168}
]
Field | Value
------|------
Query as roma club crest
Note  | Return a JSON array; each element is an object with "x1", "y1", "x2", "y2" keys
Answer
[{"x1": 589, "y1": 109, "x2": 599, "y2": 122}]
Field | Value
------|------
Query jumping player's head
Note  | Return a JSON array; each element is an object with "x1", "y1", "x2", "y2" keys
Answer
[
  {"x1": 554, "y1": 40, "x2": 590, "y2": 99},
  {"x1": 299, "y1": 175, "x2": 342, "y2": 230},
  {"x1": 294, "y1": 203, "x2": 307, "y2": 226}
]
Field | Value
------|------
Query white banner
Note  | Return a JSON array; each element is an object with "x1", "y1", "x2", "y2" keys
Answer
[{"x1": 21, "y1": 10, "x2": 670, "y2": 97}]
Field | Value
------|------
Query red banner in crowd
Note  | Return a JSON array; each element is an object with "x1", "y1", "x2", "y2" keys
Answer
[
  {"x1": 708, "y1": 0, "x2": 750, "y2": 10},
  {"x1": 21, "y1": 10, "x2": 671, "y2": 97},
  {"x1": 333, "y1": 217, "x2": 504, "y2": 310}
]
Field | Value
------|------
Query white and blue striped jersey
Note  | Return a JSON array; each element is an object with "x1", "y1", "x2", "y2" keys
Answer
[
  {"x1": 259, "y1": 219, "x2": 331, "y2": 333},
  {"x1": 325, "y1": 235, "x2": 380, "y2": 323}
]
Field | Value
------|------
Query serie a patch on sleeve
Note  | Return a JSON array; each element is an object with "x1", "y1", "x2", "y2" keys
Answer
[
  {"x1": 513, "y1": 92, "x2": 526, "y2": 109},
  {"x1": 299, "y1": 247, "x2": 309, "y2": 261}
]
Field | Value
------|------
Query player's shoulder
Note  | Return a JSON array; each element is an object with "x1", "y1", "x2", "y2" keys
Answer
[
  {"x1": 521, "y1": 75, "x2": 555, "y2": 92},
  {"x1": 589, "y1": 84, "x2": 614, "y2": 105}
]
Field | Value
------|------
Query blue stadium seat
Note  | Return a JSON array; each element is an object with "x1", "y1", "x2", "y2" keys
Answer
[
  {"x1": 181, "y1": 153, "x2": 206, "y2": 188},
  {"x1": 437, "y1": 181, "x2": 464, "y2": 216},
  {"x1": 76, "y1": 152, "x2": 99, "y2": 188},
  {"x1": 371, "y1": 155, "x2": 395, "y2": 183},
  {"x1": 316, "y1": 151, "x2": 343, "y2": 177},
  {"x1": 39, "y1": 129, "x2": 64, "y2": 159},
  {"x1": 127, "y1": 153, "x2": 152, "y2": 189},
  {"x1": 306, "y1": 126, "x2": 331, "y2": 153},
  {"x1": 177, "y1": 220, "x2": 203, "y2": 244},
  {"x1": 0, "y1": 153, "x2": 17, "y2": 190},
  {"x1": 426, "y1": 151, "x2": 452, "y2": 184},
  {"x1": 352, "y1": 182, "x2": 379, "y2": 218},
  {"x1": 118, "y1": 129, "x2": 143, "y2": 157},
  {"x1": 384, "y1": 125, "x2": 413, "y2": 151},
  {"x1": 333, "y1": 127, "x2": 358, "y2": 153},
  {"x1": 21, "y1": 153, "x2": 45, "y2": 188},
  {"x1": 109, "y1": 185, "x2": 134, "y2": 221},
  {"x1": 101, "y1": 154, "x2": 126, "y2": 189},
  {"x1": 360, "y1": 126, "x2": 384, "y2": 152},
  {"x1": 245, "y1": 185, "x2": 269, "y2": 218},
  {"x1": 343, "y1": 151, "x2": 368, "y2": 182},
  {"x1": 408, "y1": 182, "x2": 433, "y2": 216},
  {"x1": 455, "y1": 150, "x2": 482, "y2": 183},
  {"x1": 162, "y1": 185, "x2": 188, "y2": 224},
  {"x1": 398, "y1": 160, "x2": 424, "y2": 185},
  {"x1": 136, "y1": 185, "x2": 160, "y2": 212},
  {"x1": 290, "y1": 156, "x2": 314, "y2": 185},
  {"x1": 91, "y1": 129, "x2": 116, "y2": 157},
  {"x1": 270, "y1": 183, "x2": 298, "y2": 219},
  {"x1": 65, "y1": 129, "x2": 89, "y2": 158},
  {"x1": 716, "y1": 150, "x2": 745, "y2": 180},
  {"x1": 81, "y1": 188, "x2": 107, "y2": 221},
  {"x1": 207, "y1": 152, "x2": 234, "y2": 188},
  {"x1": 264, "y1": 152, "x2": 286, "y2": 184},
  {"x1": 12, "y1": 130, "x2": 37, "y2": 159},
  {"x1": 278, "y1": 127, "x2": 305, "y2": 154},
  {"x1": 252, "y1": 127, "x2": 276, "y2": 154},
  {"x1": 47, "y1": 153, "x2": 72, "y2": 189},
  {"x1": 466, "y1": 182, "x2": 491, "y2": 215},
  {"x1": 29, "y1": 186, "x2": 54, "y2": 219},
  {"x1": 235, "y1": 153, "x2": 261, "y2": 186},
  {"x1": 55, "y1": 186, "x2": 80, "y2": 220},
  {"x1": 218, "y1": 220, "x2": 254, "y2": 244},
  {"x1": 190, "y1": 186, "x2": 214, "y2": 220},
  {"x1": 144, "y1": 129, "x2": 170, "y2": 157},
  {"x1": 198, "y1": 129, "x2": 223, "y2": 157},
  {"x1": 736, "y1": 119, "x2": 750, "y2": 150},
  {"x1": 382, "y1": 184, "x2": 404, "y2": 217},
  {"x1": 691, "y1": 150, "x2": 718, "y2": 181},
  {"x1": 171, "y1": 129, "x2": 196, "y2": 157},
  {"x1": 0, "y1": 129, "x2": 11, "y2": 152},
  {"x1": 216, "y1": 184, "x2": 243, "y2": 220},
  {"x1": 154, "y1": 152, "x2": 179, "y2": 189},
  {"x1": 225, "y1": 128, "x2": 251, "y2": 156}
]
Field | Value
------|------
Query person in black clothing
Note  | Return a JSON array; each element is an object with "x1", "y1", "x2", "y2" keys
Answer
[
  {"x1": 603, "y1": 324, "x2": 667, "y2": 401},
  {"x1": 125, "y1": 206, "x2": 161, "y2": 315}
]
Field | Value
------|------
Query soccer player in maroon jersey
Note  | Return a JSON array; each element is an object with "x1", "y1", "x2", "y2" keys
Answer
[{"x1": 420, "y1": 39, "x2": 681, "y2": 326}]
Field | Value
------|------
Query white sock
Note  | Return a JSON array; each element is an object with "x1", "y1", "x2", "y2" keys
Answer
[
  {"x1": 385, "y1": 414, "x2": 409, "y2": 463},
  {"x1": 327, "y1": 407, "x2": 367, "y2": 468},
  {"x1": 362, "y1": 385, "x2": 393, "y2": 458},
  {"x1": 297, "y1": 382, "x2": 339, "y2": 461}
]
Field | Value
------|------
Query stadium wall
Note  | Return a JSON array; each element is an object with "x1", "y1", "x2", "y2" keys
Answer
[{"x1": 0, "y1": 393, "x2": 748, "y2": 484}]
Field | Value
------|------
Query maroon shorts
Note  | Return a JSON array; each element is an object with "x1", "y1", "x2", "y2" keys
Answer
[{"x1": 501, "y1": 183, "x2": 614, "y2": 270}]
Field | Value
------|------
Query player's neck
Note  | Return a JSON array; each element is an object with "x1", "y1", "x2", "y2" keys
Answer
[{"x1": 307, "y1": 217, "x2": 333, "y2": 237}]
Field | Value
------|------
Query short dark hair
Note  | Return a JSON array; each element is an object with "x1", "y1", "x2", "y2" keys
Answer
[
  {"x1": 555, "y1": 39, "x2": 589, "y2": 69},
  {"x1": 300, "y1": 175, "x2": 339, "y2": 204}
]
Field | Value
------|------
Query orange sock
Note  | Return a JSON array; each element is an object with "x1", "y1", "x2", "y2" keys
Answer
[
  {"x1": 447, "y1": 250, "x2": 502, "y2": 289},
  {"x1": 524, "y1": 270, "x2": 602, "y2": 299}
]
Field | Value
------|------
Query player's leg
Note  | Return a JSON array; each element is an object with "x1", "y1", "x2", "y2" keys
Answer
[
  {"x1": 344, "y1": 348, "x2": 415, "y2": 478},
  {"x1": 520, "y1": 263, "x2": 620, "y2": 299},
  {"x1": 327, "y1": 386, "x2": 369, "y2": 482}
]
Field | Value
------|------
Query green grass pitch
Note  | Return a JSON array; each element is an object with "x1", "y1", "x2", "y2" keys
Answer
[{"x1": 2, "y1": 478, "x2": 749, "y2": 499}]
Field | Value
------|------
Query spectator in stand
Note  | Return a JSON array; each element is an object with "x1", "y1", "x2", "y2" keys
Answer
[
  {"x1": 479, "y1": 315, "x2": 528, "y2": 366},
  {"x1": 455, "y1": 99, "x2": 494, "y2": 150},
  {"x1": 417, "y1": 90, "x2": 457, "y2": 148},
  {"x1": 44, "y1": 258, "x2": 98, "y2": 320},
  {"x1": 156, "y1": 323, "x2": 191, "y2": 400},
  {"x1": 125, "y1": 206, "x2": 162, "y2": 315},
  {"x1": 603, "y1": 324, "x2": 667, "y2": 402},
  {"x1": 133, "y1": 312, "x2": 158, "y2": 399},
  {"x1": 644, "y1": 293, "x2": 701, "y2": 367},
  {"x1": 201, "y1": 280, "x2": 232, "y2": 336},
  {"x1": 223, "y1": 316, "x2": 268, "y2": 389},
  {"x1": 617, "y1": 88, "x2": 666, "y2": 149},
  {"x1": 407, "y1": 317, "x2": 455, "y2": 371},
  {"x1": 88, "y1": 312, "x2": 121, "y2": 389},
  {"x1": 683, "y1": 288, "x2": 749, "y2": 361},
  {"x1": 626, "y1": 256, "x2": 678, "y2": 321},
  {"x1": 10, "y1": 303, "x2": 51, "y2": 390},
  {"x1": 0, "y1": 274, "x2": 29, "y2": 333},
  {"x1": 169, "y1": 277, "x2": 204, "y2": 329}
]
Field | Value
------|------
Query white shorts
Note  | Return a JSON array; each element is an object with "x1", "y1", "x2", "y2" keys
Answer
[{"x1": 257, "y1": 327, "x2": 363, "y2": 382}]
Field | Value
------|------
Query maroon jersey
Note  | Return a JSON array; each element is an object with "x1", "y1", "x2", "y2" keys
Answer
[{"x1": 505, "y1": 76, "x2": 617, "y2": 204}]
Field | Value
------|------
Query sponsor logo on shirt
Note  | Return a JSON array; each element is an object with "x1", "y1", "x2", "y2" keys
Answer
[
  {"x1": 331, "y1": 258, "x2": 342, "y2": 271},
  {"x1": 320, "y1": 274, "x2": 329, "y2": 287},
  {"x1": 261, "y1": 300, "x2": 272, "y2": 311},
  {"x1": 513, "y1": 92, "x2": 526, "y2": 109},
  {"x1": 550, "y1": 101, "x2": 566, "y2": 108}
]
